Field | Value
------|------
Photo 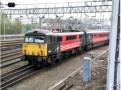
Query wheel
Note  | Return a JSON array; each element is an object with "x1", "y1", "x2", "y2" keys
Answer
[
  {"x1": 28, "y1": 60, "x2": 32, "y2": 65},
  {"x1": 47, "y1": 56, "x2": 53, "y2": 64}
]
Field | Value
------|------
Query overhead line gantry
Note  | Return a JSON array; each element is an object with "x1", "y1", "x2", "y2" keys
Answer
[{"x1": 1, "y1": 1, "x2": 112, "y2": 15}]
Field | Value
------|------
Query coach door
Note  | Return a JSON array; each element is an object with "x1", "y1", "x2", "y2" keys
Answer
[{"x1": 86, "y1": 34, "x2": 92, "y2": 46}]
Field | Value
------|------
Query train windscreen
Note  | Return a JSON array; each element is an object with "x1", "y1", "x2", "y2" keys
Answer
[{"x1": 25, "y1": 36, "x2": 45, "y2": 43}]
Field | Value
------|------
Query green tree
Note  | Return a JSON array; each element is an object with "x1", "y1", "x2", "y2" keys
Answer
[
  {"x1": 0, "y1": 13, "x2": 9, "y2": 35},
  {"x1": 0, "y1": 13, "x2": 23, "y2": 35},
  {"x1": 10, "y1": 18, "x2": 22, "y2": 34}
]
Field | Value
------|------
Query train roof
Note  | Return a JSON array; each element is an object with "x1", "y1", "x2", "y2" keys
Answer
[
  {"x1": 25, "y1": 29, "x2": 84, "y2": 36},
  {"x1": 25, "y1": 29, "x2": 53, "y2": 35},
  {"x1": 54, "y1": 30, "x2": 109, "y2": 36},
  {"x1": 25, "y1": 29, "x2": 109, "y2": 36},
  {"x1": 86, "y1": 30, "x2": 109, "y2": 34},
  {"x1": 53, "y1": 32, "x2": 84, "y2": 36}
]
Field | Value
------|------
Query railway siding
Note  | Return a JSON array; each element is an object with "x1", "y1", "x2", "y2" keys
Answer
[{"x1": 0, "y1": 39, "x2": 23, "y2": 51}]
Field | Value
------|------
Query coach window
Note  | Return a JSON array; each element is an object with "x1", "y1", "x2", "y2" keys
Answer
[
  {"x1": 98, "y1": 35, "x2": 99, "y2": 38},
  {"x1": 99, "y1": 34, "x2": 103, "y2": 37},
  {"x1": 93, "y1": 35, "x2": 96, "y2": 38}
]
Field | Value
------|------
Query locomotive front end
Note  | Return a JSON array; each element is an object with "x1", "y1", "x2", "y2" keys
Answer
[
  {"x1": 21, "y1": 30, "x2": 52, "y2": 66},
  {"x1": 22, "y1": 43, "x2": 47, "y2": 57},
  {"x1": 21, "y1": 35, "x2": 47, "y2": 64}
]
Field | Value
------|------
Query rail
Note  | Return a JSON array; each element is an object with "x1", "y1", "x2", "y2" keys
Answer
[
  {"x1": 0, "y1": 34, "x2": 24, "y2": 41},
  {"x1": 1, "y1": 65, "x2": 34, "y2": 90}
]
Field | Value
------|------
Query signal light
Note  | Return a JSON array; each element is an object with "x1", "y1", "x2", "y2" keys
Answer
[{"x1": 8, "y1": 2, "x2": 15, "y2": 7}]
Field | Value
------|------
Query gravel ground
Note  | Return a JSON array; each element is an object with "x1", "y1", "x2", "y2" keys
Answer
[
  {"x1": 6, "y1": 46, "x2": 108, "y2": 90},
  {"x1": 63, "y1": 50, "x2": 108, "y2": 90}
]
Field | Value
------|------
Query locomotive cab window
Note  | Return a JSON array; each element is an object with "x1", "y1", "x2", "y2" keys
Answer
[
  {"x1": 35, "y1": 36, "x2": 45, "y2": 43},
  {"x1": 25, "y1": 36, "x2": 34, "y2": 43},
  {"x1": 24, "y1": 36, "x2": 45, "y2": 43}
]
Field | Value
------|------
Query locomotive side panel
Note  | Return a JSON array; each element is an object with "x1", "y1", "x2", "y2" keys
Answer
[{"x1": 60, "y1": 35, "x2": 80, "y2": 52}]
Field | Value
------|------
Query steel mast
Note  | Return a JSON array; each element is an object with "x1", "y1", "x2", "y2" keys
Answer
[{"x1": 106, "y1": 0, "x2": 120, "y2": 90}]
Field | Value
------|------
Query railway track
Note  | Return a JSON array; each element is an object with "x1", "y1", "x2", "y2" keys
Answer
[
  {"x1": 1, "y1": 65, "x2": 34, "y2": 90},
  {"x1": 57, "y1": 83, "x2": 74, "y2": 90},
  {"x1": 1, "y1": 39, "x2": 23, "y2": 51},
  {"x1": 1, "y1": 39, "x2": 23, "y2": 45},
  {"x1": 1, "y1": 48, "x2": 21, "y2": 55},
  {"x1": 1, "y1": 50, "x2": 22, "y2": 68},
  {"x1": 0, "y1": 49, "x2": 86, "y2": 89},
  {"x1": 1, "y1": 51, "x2": 21, "y2": 59},
  {"x1": 1, "y1": 58, "x2": 21, "y2": 68},
  {"x1": 1, "y1": 46, "x2": 108, "y2": 89}
]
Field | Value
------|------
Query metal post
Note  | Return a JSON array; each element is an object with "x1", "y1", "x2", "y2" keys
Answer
[
  {"x1": 20, "y1": 16, "x2": 23, "y2": 34},
  {"x1": 48, "y1": 7, "x2": 49, "y2": 30},
  {"x1": 39, "y1": 17, "x2": 41, "y2": 29},
  {"x1": 4, "y1": 15, "x2": 6, "y2": 40},
  {"x1": 94, "y1": 1, "x2": 96, "y2": 30},
  {"x1": 82, "y1": 57, "x2": 91, "y2": 82},
  {"x1": 100, "y1": 3, "x2": 102, "y2": 30},
  {"x1": 106, "y1": 0, "x2": 120, "y2": 90},
  {"x1": 119, "y1": 14, "x2": 121, "y2": 90},
  {"x1": 76, "y1": 2, "x2": 78, "y2": 30},
  {"x1": 0, "y1": 8, "x2": 1, "y2": 40}
]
